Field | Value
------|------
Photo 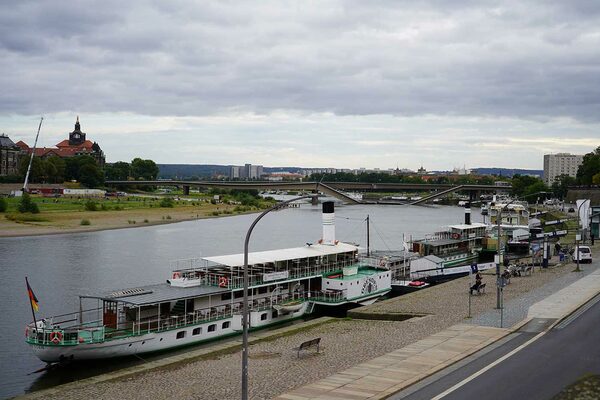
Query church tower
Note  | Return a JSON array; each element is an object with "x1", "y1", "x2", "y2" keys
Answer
[{"x1": 69, "y1": 116, "x2": 86, "y2": 145}]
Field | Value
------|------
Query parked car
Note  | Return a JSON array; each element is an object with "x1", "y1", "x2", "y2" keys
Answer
[{"x1": 573, "y1": 245, "x2": 593, "y2": 263}]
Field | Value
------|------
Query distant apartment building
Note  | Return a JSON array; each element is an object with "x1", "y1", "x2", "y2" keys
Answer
[
  {"x1": 543, "y1": 153, "x2": 583, "y2": 185},
  {"x1": 229, "y1": 163, "x2": 264, "y2": 180},
  {"x1": 0, "y1": 133, "x2": 22, "y2": 176}
]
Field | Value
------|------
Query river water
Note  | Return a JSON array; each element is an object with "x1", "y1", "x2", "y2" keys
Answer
[{"x1": 0, "y1": 203, "x2": 481, "y2": 398}]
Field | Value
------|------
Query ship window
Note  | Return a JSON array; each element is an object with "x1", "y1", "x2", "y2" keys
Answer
[
  {"x1": 221, "y1": 292, "x2": 232, "y2": 301},
  {"x1": 234, "y1": 291, "x2": 244, "y2": 299},
  {"x1": 258, "y1": 286, "x2": 267, "y2": 294},
  {"x1": 340, "y1": 282, "x2": 343, "y2": 286},
  {"x1": 208, "y1": 324, "x2": 216, "y2": 332},
  {"x1": 222, "y1": 321, "x2": 230, "y2": 329},
  {"x1": 176, "y1": 331, "x2": 186, "y2": 339},
  {"x1": 192, "y1": 327, "x2": 202, "y2": 336},
  {"x1": 260, "y1": 313, "x2": 268, "y2": 321}
]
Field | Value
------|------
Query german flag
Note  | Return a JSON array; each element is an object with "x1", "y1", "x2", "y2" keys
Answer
[{"x1": 26, "y1": 278, "x2": 39, "y2": 312}]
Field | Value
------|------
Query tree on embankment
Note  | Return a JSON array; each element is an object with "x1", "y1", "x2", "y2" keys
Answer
[{"x1": 577, "y1": 146, "x2": 600, "y2": 185}]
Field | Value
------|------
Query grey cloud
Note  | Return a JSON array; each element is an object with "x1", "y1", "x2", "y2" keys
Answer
[{"x1": 1, "y1": 0, "x2": 599, "y2": 124}]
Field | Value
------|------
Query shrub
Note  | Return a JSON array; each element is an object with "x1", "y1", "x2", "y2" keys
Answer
[
  {"x1": 100, "y1": 203, "x2": 109, "y2": 211},
  {"x1": 212, "y1": 211, "x2": 220, "y2": 216},
  {"x1": 143, "y1": 219, "x2": 149, "y2": 223},
  {"x1": 84, "y1": 200, "x2": 98, "y2": 211},
  {"x1": 114, "y1": 205, "x2": 123, "y2": 211},
  {"x1": 0, "y1": 197, "x2": 7, "y2": 213},
  {"x1": 160, "y1": 197, "x2": 174, "y2": 208},
  {"x1": 18, "y1": 193, "x2": 40, "y2": 214},
  {"x1": 80, "y1": 219, "x2": 91, "y2": 226},
  {"x1": 166, "y1": 215, "x2": 172, "y2": 220}
]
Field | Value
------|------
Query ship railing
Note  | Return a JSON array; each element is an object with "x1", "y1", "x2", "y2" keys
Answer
[
  {"x1": 204, "y1": 260, "x2": 360, "y2": 289},
  {"x1": 25, "y1": 322, "x2": 106, "y2": 346},
  {"x1": 170, "y1": 258, "x2": 206, "y2": 272},
  {"x1": 308, "y1": 289, "x2": 347, "y2": 303}
]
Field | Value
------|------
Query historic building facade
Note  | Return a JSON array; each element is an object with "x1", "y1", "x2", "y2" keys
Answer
[
  {"x1": 17, "y1": 117, "x2": 105, "y2": 167},
  {"x1": 0, "y1": 133, "x2": 21, "y2": 176}
]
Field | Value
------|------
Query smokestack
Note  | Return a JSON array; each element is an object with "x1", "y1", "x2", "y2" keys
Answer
[
  {"x1": 321, "y1": 201, "x2": 336, "y2": 245},
  {"x1": 465, "y1": 202, "x2": 471, "y2": 225}
]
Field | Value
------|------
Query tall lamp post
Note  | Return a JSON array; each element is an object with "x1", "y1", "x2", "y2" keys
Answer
[
  {"x1": 241, "y1": 195, "x2": 313, "y2": 400},
  {"x1": 494, "y1": 191, "x2": 548, "y2": 309}
]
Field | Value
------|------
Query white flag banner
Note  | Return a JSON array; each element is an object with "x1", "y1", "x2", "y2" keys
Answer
[{"x1": 576, "y1": 199, "x2": 591, "y2": 229}]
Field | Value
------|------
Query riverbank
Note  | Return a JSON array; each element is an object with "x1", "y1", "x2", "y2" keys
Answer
[
  {"x1": 18, "y1": 250, "x2": 597, "y2": 400},
  {"x1": 0, "y1": 203, "x2": 248, "y2": 237}
]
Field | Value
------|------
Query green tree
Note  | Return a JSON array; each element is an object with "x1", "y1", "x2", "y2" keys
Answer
[
  {"x1": 64, "y1": 155, "x2": 97, "y2": 182},
  {"x1": 79, "y1": 163, "x2": 104, "y2": 188},
  {"x1": 511, "y1": 175, "x2": 542, "y2": 198},
  {"x1": 551, "y1": 174, "x2": 577, "y2": 200},
  {"x1": 18, "y1": 156, "x2": 44, "y2": 183},
  {"x1": 0, "y1": 197, "x2": 7, "y2": 212},
  {"x1": 576, "y1": 146, "x2": 600, "y2": 185},
  {"x1": 45, "y1": 156, "x2": 66, "y2": 183},
  {"x1": 105, "y1": 161, "x2": 131, "y2": 181},
  {"x1": 131, "y1": 158, "x2": 159, "y2": 180},
  {"x1": 18, "y1": 193, "x2": 39, "y2": 213}
]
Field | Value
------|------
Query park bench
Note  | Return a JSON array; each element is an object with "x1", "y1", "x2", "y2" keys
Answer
[{"x1": 295, "y1": 338, "x2": 321, "y2": 358}]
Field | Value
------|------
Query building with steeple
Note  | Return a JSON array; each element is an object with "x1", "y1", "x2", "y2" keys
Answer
[{"x1": 17, "y1": 117, "x2": 105, "y2": 167}]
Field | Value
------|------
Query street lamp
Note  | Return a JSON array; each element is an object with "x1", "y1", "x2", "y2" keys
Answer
[
  {"x1": 494, "y1": 191, "x2": 548, "y2": 309},
  {"x1": 241, "y1": 195, "x2": 313, "y2": 400}
]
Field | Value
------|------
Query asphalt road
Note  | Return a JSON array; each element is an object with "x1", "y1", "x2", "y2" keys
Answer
[{"x1": 392, "y1": 294, "x2": 600, "y2": 400}]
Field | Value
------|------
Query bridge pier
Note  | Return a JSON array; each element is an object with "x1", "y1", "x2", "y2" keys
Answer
[
  {"x1": 311, "y1": 194, "x2": 319, "y2": 206},
  {"x1": 183, "y1": 185, "x2": 190, "y2": 196}
]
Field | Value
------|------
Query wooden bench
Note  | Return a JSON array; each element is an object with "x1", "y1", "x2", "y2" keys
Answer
[{"x1": 295, "y1": 338, "x2": 321, "y2": 358}]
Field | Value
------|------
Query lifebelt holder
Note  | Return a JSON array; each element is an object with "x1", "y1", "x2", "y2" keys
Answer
[
  {"x1": 49, "y1": 331, "x2": 63, "y2": 344},
  {"x1": 172, "y1": 272, "x2": 181, "y2": 279},
  {"x1": 218, "y1": 276, "x2": 229, "y2": 288}
]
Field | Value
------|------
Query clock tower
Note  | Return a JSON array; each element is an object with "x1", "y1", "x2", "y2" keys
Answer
[{"x1": 69, "y1": 116, "x2": 86, "y2": 145}]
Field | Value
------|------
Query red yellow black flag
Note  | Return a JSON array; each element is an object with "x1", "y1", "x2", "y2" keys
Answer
[{"x1": 26, "y1": 277, "x2": 39, "y2": 312}]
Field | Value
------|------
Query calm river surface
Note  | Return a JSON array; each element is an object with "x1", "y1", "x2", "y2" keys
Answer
[{"x1": 0, "y1": 203, "x2": 482, "y2": 398}]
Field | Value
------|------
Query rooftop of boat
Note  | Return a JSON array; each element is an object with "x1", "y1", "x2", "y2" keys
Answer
[
  {"x1": 202, "y1": 242, "x2": 358, "y2": 267},
  {"x1": 81, "y1": 283, "x2": 229, "y2": 306}
]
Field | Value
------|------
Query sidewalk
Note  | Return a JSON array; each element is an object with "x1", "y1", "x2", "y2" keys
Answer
[{"x1": 275, "y1": 265, "x2": 600, "y2": 400}]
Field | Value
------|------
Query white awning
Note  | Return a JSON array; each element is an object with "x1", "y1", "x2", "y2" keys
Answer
[{"x1": 202, "y1": 242, "x2": 358, "y2": 267}]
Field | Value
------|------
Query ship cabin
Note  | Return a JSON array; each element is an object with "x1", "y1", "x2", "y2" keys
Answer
[
  {"x1": 412, "y1": 223, "x2": 486, "y2": 260},
  {"x1": 489, "y1": 203, "x2": 530, "y2": 226}
]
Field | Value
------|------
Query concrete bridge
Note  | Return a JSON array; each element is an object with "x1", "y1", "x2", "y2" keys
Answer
[{"x1": 105, "y1": 180, "x2": 509, "y2": 204}]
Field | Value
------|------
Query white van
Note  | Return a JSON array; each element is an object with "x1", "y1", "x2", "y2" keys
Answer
[{"x1": 574, "y1": 246, "x2": 593, "y2": 263}]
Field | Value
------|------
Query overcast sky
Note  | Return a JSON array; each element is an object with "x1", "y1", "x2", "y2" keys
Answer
[{"x1": 1, "y1": 1, "x2": 598, "y2": 170}]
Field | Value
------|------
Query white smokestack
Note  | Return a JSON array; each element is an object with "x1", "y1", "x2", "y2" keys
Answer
[{"x1": 321, "y1": 201, "x2": 336, "y2": 245}]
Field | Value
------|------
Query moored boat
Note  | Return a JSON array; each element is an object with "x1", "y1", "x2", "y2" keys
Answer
[{"x1": 25, "y1": 202, "x2": 391, "y2": 363}]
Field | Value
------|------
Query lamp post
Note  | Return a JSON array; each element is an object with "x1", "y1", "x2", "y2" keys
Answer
[
  {"x1": 241, "y1": 195, "x2": 313, "y2": 400},
  {"x1": 494, "y1": 191, "x2": 548, "y2": 309}
]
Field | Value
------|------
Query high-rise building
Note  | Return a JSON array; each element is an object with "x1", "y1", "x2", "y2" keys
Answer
[{"x1": 543, "y1": 153, "x2": 583, "y2": 185}]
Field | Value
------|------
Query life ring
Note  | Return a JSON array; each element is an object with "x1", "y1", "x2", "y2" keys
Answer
[
  {"x1": 379, "y1": 259, "x2": 386, "y2": 266},
  {"x1": 172, "y1": 272, "x2": 181, "y2": 279},
  {"x1": 218, "y1": 276, "x2": 229, "y2": 288},
  {"x1": 451, "y1": 233, "x2": 460, "y2": 239},
  {"x1": 49, "y1": 331, "x2": 63, "y2": 344}
]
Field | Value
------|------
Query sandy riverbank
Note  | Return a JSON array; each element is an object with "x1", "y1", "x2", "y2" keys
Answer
[
  {"x1": 23, "y1": 252, "x2": 598, "y2": 400},
  {"x1": 0, "y1": 204, "x2": 247, "y2": 238}
]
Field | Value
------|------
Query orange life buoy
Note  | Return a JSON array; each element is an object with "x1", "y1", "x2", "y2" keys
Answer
[
  {"x1": 49, "y1": 331, "x2": 63, "y2": 344},
  {"x1": 218, "y1": 276, "x2": 228, "y2": 288},
  {"x1": 172, "y1": 272, "x2": 181, "y2": 279},
  {"x1": 451, "y1": 233, "x2": 460, "y2": 239}
]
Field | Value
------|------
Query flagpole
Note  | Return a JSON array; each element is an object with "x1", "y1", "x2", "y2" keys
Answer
[{"x1": 26, "y1": 277, "x2": 39, "y2": 332}]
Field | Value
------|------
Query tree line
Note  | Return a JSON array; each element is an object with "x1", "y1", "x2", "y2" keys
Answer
[{"x1": 1, "y1": 156, "x2": 159, "y2": 188}]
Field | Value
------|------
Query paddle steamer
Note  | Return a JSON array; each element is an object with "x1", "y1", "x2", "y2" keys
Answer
[{"x1": 25, "y1": 202, "x2": 391, "y2": 362}]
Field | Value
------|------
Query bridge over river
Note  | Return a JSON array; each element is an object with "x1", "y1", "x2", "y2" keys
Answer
[{"x1": 105, "y1": 180, "x2": 510, "y2": 205}]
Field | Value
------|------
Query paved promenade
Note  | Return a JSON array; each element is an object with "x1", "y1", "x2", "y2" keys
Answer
[{"x1": 276, "y1": 261, "x2": 600, "y2": 400}]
